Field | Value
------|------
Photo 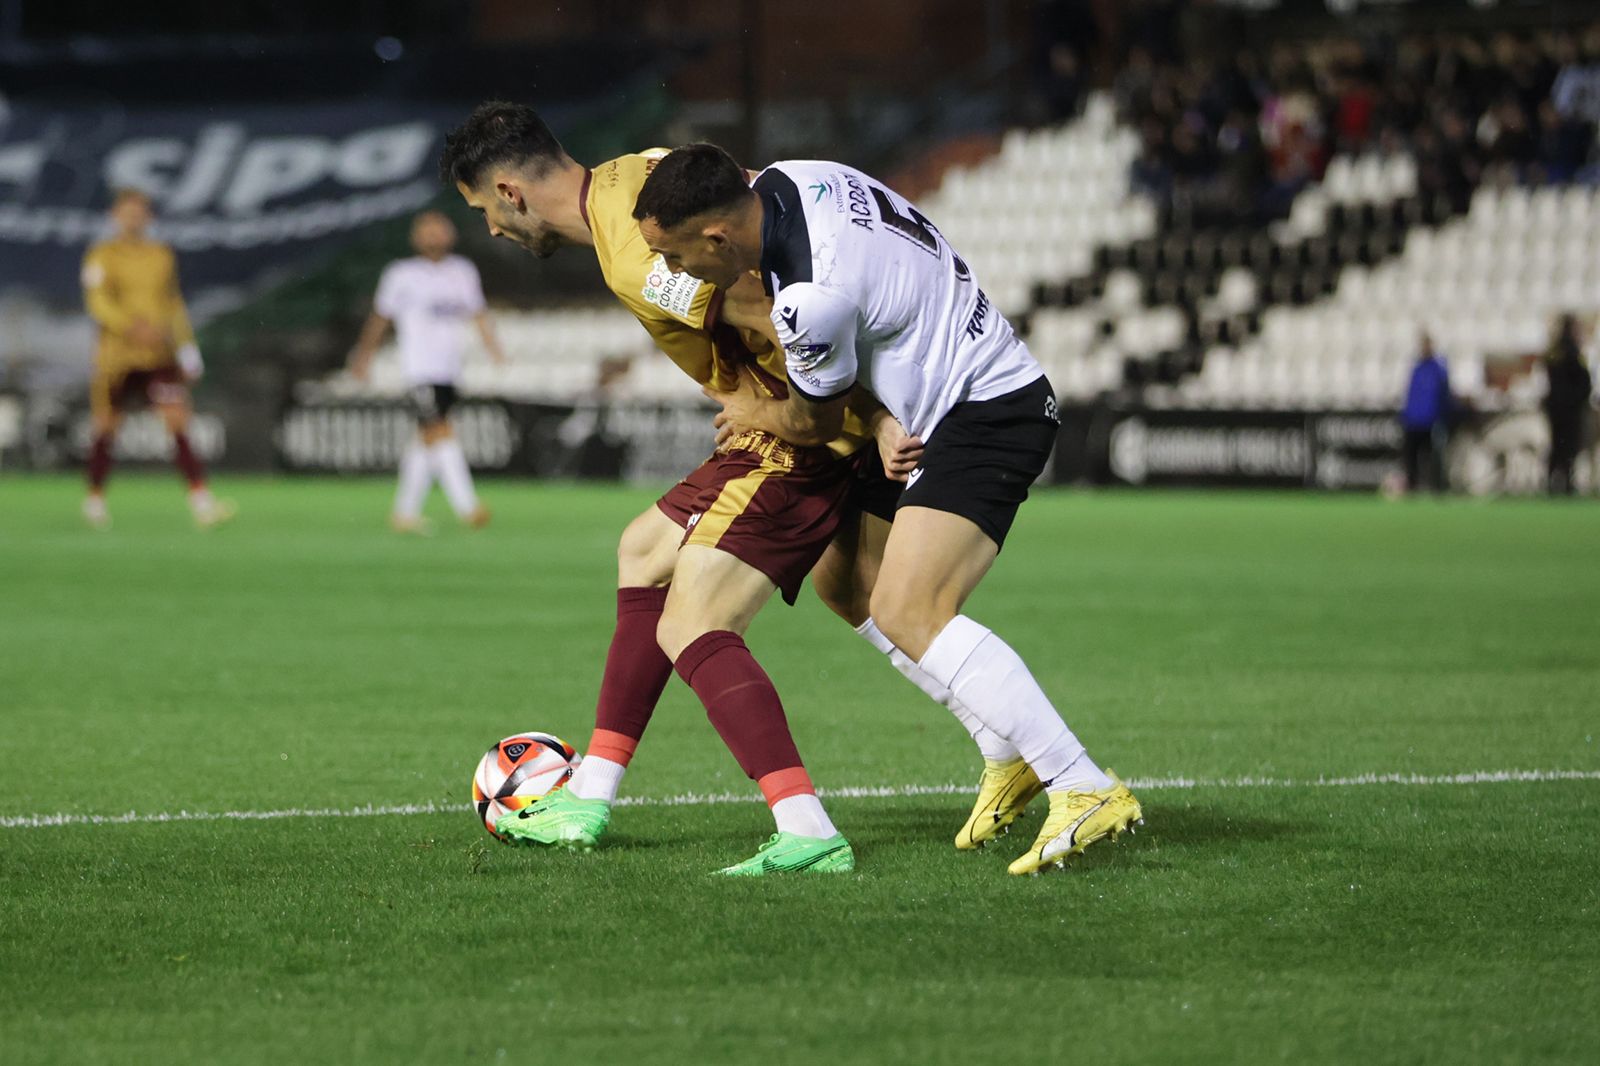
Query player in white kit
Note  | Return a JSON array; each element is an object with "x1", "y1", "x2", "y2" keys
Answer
[
  {"x1": 349, "y1": 211, "x2": 507, "y2": 532},
  {"x1": 634, "y1": 146, "x2": 1143, "y2": 874}
]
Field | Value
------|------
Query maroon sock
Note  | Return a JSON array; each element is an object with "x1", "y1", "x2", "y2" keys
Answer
[
  {"x1": 87, "y1": 433, "x2": 113, "y2": 492},
  {"x1": 591, "y1": 586, "x2": 674, "y2": 750},
  {"x1": 172, "y1": 432, "x2": 205, "y2": 489},
  {"x1": 674, "y1": 630, "x2": 804, "y2": 781}
]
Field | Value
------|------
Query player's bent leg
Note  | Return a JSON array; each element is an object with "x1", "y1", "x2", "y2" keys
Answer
[
  {"x1": 561, "y1": 507, "x2": 680, "y2": 803},
  {"x1": 500, "y1": 508, "x2": 685, "y2": 849},
  {"x1": 660, "y1": 545, "x2": 852, "y2": 874},
  {"x1": 875, "y1": 507, "x2": 1131, "y2": 863},
  {"x1": 818, "y1": 508, "x2": 1029, "y2": 844},
  {"x1": 868, "y1": 505, "x2": 997, "y2": 662}
]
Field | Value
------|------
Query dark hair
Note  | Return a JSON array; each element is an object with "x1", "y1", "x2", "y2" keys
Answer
[
  {"x1": 632, "y1": 143, "x2": 751, "y2": 229},
  {"x1": 439, "y1": 101, "x2": 569, "y2": 189}
]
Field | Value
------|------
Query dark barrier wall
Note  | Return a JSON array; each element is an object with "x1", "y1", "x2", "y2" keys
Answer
[
  {"x1": 4, "y1": 394, "x2": 1566, "y2": 499},
  {"x1": 1055, "y1": 403, "x2": 1561, "y2": 495}
]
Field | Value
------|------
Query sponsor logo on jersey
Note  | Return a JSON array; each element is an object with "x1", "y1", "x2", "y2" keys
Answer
[
  {"x1": 641, "y1": 255, "x2": 704, "y2": 320},
  {"x1": 427, "y1": 298, "x2": 473, "y2": 318},
  {"x1": 777, "y1": 305, "x2": 800, "y2": 334},
  {"x1": 785, "y1": 342, "x2": 832, "y2": 371},
  {"x1": 791, "y1": 365, "x2": 831, "y2": 391},
  {"x1": 808, "y1": 180, "x2": 833, "y2": 204}
]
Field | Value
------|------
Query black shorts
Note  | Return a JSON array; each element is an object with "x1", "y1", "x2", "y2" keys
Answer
[
  {"x1": 409, "y1": 384, "x2": 459, "y2": 425},
  {"x1": 850, "y1": 375, "x2": 1059, "y2": 550}
]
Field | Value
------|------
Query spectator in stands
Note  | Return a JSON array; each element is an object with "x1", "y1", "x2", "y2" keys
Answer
[
  {"x1": 1535, "y1": 98, "x2": 1595, "y2": 183},
  {"x1": 1399, "y1": 332, "x2": 1452, "y2": 495},
  {"x1": 1115, "y1": 20, "x2": 1596, "y2": 227},
  {"x1": 1543, "y1": 315, "x2": 1594, "y2": 497}
]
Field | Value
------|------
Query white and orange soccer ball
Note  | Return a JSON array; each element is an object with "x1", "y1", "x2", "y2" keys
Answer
[{"x1": 472, "y1": 732, "x2": 581, "y2": 840}]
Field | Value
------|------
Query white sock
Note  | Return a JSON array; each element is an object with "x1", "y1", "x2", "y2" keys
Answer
[
  {"x1": 187, "y1": 487, "x2": 214, "y2": 513},
  {"x1": 771, "y1": 793, "x2": 837, "y2": 839},
  {"x1": 918, "y1": 615, "x2": 1113, "y2": 792},
  {"x1": 566, "y1": 755, "x2": 625, "y2": 803},
  {"x1": 394, "y1": 442, "x2": 432, "y2": 520},
  {"x1": 855, "y1": 618, "x2": 1021, "y2": 762},
  {"x1": 429, "y1": 438, "x2": 479, "y2": 517}
]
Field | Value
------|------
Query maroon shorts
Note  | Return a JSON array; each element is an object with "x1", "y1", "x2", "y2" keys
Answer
[
  {"x1": 92, "y1": 364, "x2": 187, "y2": 420},
  {"x1": 655, "y1": 430, "x2": 857, "y2": 605}
]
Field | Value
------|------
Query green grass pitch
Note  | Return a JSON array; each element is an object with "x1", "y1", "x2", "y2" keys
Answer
[{"x1": 2, "y1": 474, "x2": 1597, "y2": 1065}]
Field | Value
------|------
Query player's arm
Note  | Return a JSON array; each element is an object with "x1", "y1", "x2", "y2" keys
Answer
[
  {"x1": 463, "y1": 261, "x2": 506, "y2": 367},
  {"x1": 347, "y1": 311, "x2": 391, "y2": 381},
  {"x1": 349, "y1": 265, "x2": 399, "y2": 381},
  {"x1": 167, "y1": 259, "x2": 204, "y2": 380},
  {"x1": 715, "y1": 271, "x2": 780, "y2": 353},
  {"x1": 474, "y1": 311, "x2": 508, "y2": 367},
  {"x1": 81, "y1": 248, "x2": 146, "y2": 344},
  {"x1": 704, "y1": 282, "x2": 858, "y2": 447},
  {"x1": 855, "y1": 389, "x2": 923, "y2": 481}
]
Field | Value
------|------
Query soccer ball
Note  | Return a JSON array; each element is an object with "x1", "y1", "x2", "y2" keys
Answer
[{"x1": 472, "y1": 732, "x2": 581, "y2": 839}]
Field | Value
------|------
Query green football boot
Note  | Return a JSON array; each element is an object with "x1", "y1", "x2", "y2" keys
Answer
[
  {"x1": 494, "y1": 789, "x2": 610, "y2": 850},
  {"x1": 716, "y1": 832, "x2": 855, "y2": 876}
]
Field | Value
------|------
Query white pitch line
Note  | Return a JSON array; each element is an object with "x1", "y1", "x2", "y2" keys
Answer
[{"x1": 1, "y1": 768, "x2": 1597, "y2": 831}]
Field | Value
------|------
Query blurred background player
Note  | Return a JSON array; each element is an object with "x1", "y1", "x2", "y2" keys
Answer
[
  {"x1": 80, "y1": 188, "x2": 233, "y2": 530},
  {"x1": 348, "y1": 210, "x2": 506, "y2": 532}
]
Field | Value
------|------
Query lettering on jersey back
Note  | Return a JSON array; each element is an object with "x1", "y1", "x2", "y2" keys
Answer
[
  {"x1": 963, "y1": 289, "x2": 990, "y2": 340},
  {"x1": 843, "y1": 175, "x2": 875, "y2": 231}
]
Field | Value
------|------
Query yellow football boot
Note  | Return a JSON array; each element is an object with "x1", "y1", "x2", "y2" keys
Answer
[
  {"x1": 955, "y1": 757, "x2": 1044, "y2": 850},
  {"x1": 1007, "y1": 773, "x2": 1142, "y2": 875}
]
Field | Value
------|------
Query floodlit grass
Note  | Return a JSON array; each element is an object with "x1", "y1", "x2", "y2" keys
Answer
[{"x1": 2, "y1": 475, "x2": 1596, "y2": 1064}]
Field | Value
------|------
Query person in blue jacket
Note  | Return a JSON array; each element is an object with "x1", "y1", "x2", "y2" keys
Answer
[{"x1": 1400, "y1": 332, "x2": 1453, "y2": 494}]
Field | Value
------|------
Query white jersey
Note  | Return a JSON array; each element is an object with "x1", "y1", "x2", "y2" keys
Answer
[
  {"x1": 755, "y1": 161, "x2": 1042, "y2": 441},
  {"x1": 373, "y1": 254, "x2": 486, "y2": 385}
]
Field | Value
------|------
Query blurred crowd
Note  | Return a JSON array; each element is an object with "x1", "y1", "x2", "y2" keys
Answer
[{"x1": 1105, "y1": 22, "x2": 1600, "y2": 227}]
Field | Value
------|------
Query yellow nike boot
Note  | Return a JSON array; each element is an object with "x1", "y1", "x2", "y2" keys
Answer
[
  {"x1": 955, "y1": 757, "x2": 1043, "y2": 850},
  {"x1": 1007, "y1": 773, "x2": 1142, "y2": 875}
]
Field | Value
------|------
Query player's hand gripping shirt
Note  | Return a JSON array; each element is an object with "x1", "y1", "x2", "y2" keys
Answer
[
  {"x1": 753, "y1": 162, "x2": 1043, "y2": 442},
  {"x1": 586, "y1": 151, "x2": 869, "y2": 456},
  {"x1": 82, "y1": 238, "x2": 195, "y2": 373},
  {"x1": 374, "y1": 254, "x2": 487, "y2": 385}
]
